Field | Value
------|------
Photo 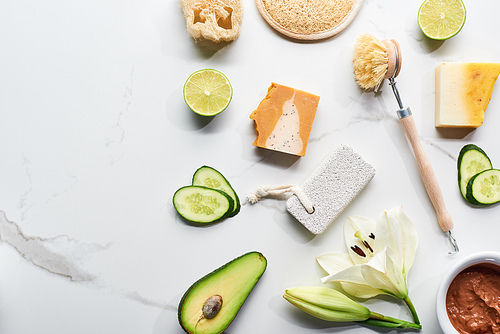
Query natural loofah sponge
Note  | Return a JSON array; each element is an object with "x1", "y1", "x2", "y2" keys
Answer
[{"x1": 180, "y1": 0, "x2": 243, "y2": 43}]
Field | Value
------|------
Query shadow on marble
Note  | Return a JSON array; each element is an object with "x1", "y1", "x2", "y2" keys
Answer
[
  {"x1": 418, "y1": 34, "x2": 445, "y2": 53},
  {"x1": 435, "y1": 127, "x2": 475, "y2": 140},
  {"x1": 173, "y1": 214, "x2": 228, "y2": 229},
  {"x1": 191, "y1": 39, "x2": 234, "y2": 59},
  {"x1": 279, "y1": 211, "x2": 316, "y2": 244},
  {"x1": 165, "y1": 87, "x2": 215, "y2": 131},
  {"x1": 253, "y1": 147, "x2": 301, "y2": 169}
]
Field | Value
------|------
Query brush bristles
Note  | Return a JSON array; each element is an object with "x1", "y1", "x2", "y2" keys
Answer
[{"x1": 353, "y1": 33, "x2": 389, "y2": 90}]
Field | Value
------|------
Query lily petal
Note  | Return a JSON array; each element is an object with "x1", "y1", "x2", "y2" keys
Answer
[
  {"x1": 317, "y1": 253, "x2": 353, "y2": 275},
  {"x1": 341, "y1": 282, "x2": 386, "y2": 299},
  {"x1": 375, "y1": 210, "x2": 403, "y2": 261},
  {"x1": 361, "y1": 247, "x2": 408, "y2": 299},
  {"x1": 321, "y1": 263, "x2": 365, "y2": 284},
  {"x1": 321, "y1": 263, "x2": 385, "y2": 298},
  {"x1": 388, "y1": 206, "x2": 418, "y2": 274},
  {"x1": 344, "y1": 216, "x2": 376, "y2": 265}
]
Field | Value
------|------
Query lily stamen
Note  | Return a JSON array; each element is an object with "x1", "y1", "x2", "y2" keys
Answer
[
  {"x1": 354, "y1": 231, "x2": 374, "y2": 253},
  {"x1": 351, "y1": 245, "x2": 366, "y2": 258}
]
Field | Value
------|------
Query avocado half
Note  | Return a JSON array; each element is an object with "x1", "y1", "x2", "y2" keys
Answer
[{"x1": 178, "y1": 251, "x2": 267, "y2": 334}]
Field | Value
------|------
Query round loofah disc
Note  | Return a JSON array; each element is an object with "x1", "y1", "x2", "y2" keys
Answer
[{"x1": 255, "y1": 0, "x2": 364, "y2": 41}]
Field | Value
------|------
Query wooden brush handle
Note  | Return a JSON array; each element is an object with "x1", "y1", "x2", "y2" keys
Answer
[{"x1": 399, "y1": 115, "x2": 454, "y2": 232}]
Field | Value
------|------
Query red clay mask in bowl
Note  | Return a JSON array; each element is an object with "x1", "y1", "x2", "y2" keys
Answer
[{"x1": 446, "y1": 263, "x2": 500, "y2": 334}]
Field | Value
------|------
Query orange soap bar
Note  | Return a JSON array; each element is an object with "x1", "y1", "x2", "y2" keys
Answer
[{"x1": 249, "y1": 83, "x2": 320, "y2": 156}]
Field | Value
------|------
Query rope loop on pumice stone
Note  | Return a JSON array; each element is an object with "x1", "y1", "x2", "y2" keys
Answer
[{"x1": 247, "y1": 184, "x2": 315, "y2": 214}]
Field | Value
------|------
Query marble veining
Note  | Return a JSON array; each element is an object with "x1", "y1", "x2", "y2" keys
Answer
[
  {"x1": 421, "y1": 138, "x2": 457, "y2": 161},
  {"x1": 18, "y1": 154, "x2": 34, "y2": 222},
  {"x1": 0, "y1": 210, "x2": 181, "y2": 311},
  {"x1": 0, "y1": 211, "x2": 100, "y2": 282},
  {"x1": 106, "y1": 66, "x2": 135, "y2": 164}
]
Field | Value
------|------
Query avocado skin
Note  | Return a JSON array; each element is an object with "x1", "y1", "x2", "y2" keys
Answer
[{"x1": 178, "y1": 251, "x2": 267, "y2": 334}]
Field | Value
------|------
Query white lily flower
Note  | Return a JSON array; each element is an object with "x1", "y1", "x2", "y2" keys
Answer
[
  {"x1": 316, "y1": 206, "x2": 419, "y2": 323},
  {"x1": 317, "y1": 215, "x2": 384, "y2": 298}
]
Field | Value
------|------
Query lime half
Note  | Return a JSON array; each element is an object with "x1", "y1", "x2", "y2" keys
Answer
[
  {"x1": 183, "y1": 69, "x2": 233, "y2": 116},
  {"x1": 418, "y1": 0, "x2": 466, "y2": 40}
]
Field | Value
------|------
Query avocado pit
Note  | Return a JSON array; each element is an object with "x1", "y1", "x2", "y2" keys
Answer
[{"x1": 202, "y1": 295, "x2": 223, "y2": 319}]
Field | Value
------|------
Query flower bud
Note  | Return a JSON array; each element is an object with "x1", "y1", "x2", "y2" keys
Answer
[{"x1": 283, "y1": 286, "x2": 371, "y2": 322}]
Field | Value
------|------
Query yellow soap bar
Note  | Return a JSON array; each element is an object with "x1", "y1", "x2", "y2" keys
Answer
[
  {"x1": 249, "y1": 83, "x2": 320, "y2": 156},
  {"x1": 435, "y1": 62, "x2": 500, "y2": 128}
]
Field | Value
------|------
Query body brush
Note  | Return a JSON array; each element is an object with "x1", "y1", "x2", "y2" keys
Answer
[{"x1": 353, "y1": 33, "x2": 459, "y2": 254}]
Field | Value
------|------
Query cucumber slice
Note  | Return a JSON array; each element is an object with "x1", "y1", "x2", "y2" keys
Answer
[
  {"x1": 457, "y1": 144, "x2": 492, "y2": 201},
  {"x1": 466, "y1": 169, "x2": 500, "y2": 206},
  {"x1": 192, "y1": 166, "x2": 240, "y2": 217},
  {"x1": 173, "y1": 186, "x2": 234, "y2": 223}
]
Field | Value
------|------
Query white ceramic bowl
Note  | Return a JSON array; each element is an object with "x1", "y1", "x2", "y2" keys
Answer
[{"x1": 436, "y1": 251, "x2": 500, "y2": 334}]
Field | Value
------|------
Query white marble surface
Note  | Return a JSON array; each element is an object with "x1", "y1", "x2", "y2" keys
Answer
[{"x1": 1, "y1": 0, "x2": 499, "y2": 333}]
